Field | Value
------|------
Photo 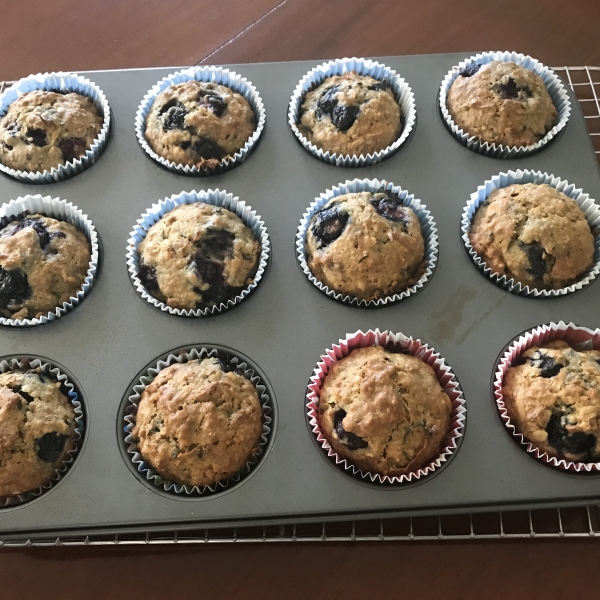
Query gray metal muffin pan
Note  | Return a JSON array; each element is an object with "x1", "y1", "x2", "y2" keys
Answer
[{"x1": 1, "y1": 53, "x2": 600, "y2": 540}]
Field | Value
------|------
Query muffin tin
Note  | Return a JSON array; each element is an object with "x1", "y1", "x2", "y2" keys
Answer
[{"x1": 0, "y1": 53, "x2": 599, "y2": 541}]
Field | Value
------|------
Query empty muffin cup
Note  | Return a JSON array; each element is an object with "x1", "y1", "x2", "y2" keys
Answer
[
  {"x1": 0, "y1": 356, "x2": 85, "y2": 508},
  {"x1": 461, "y1": 169, "x2": 600, "y2": 297},
  {"x1": 297, "y1": 178, "x2": 438, "y2": 307},
  {"x1": 122, "y1": 346, "x2": 273, "y2": 496},
  {"x1": 0, "y1": 194, "x2": 99, "y2": 327},
  {"x1": 439, "y1": 51, "x2": 571, "y2": 158},
  {"x1": 127, "y1": 189, "x2": 270, "y2": 317},
  {"x1": 0, "y1": 72, "x2": 111, "y2": 183},
  {"x1": 494, "y1": 321, "x2": 600, "y2": 472},
  {"x1": 306, "y1": 329, "x2": 466, "y2": 485},
  {"x1": 288, "y1": 57, "x2": 416, "y2": 167},
  {"x1": 135, "y1": 66, "x2": 266, "y2": 176}
]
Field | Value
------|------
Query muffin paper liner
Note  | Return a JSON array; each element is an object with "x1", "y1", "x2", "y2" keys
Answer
[
  {"x1": 494, "y1": 321, "x2": 600, "y2": 472},
  {"x1": 307, "y1": 329, "x2": 466, "y2": 484},
  {"x1": 439, "y1": 51, "x2": 571, "y2": 158},
  {"x1": 0, "y1": 357, "x2": 85, "y2": 508},
  {"x1": 461, "y1": 170, "x2": 600, "y2": 297},
  {"x1": 123, "y1": 347, "x2": 273, "y2": 496},
  {"x1": 297, "y1": 178, "x2": 438, "y2": 307},
  {"x1": 127, "y1": 189, "x2": 270, "y2": 317},
  {"x1": 135, "y1": 67, "x2": 266, "y2": 176},
  {"x1": 0, "y1": 72, "x2": 111, "y2": 183},
  {"x1": 288, "y1": 57, "x2": 416, "y2": 167},
  {"x1": 0, "y1": 195, "x2": 99, "y2": 327}
]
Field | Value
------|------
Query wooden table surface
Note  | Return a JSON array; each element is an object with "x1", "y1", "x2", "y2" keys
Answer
[{"x1": 1, "y1": 1, "x2": 600, "y2": 597}]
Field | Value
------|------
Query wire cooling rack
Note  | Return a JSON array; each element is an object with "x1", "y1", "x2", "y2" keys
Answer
[{"x1": 0, "y1": 67, "x2": 599, "y2": 545}]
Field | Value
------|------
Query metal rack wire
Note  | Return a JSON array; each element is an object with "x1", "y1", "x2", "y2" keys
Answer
[{"x1": 0, "y1": 66, "x2": 599, "y2": 545}]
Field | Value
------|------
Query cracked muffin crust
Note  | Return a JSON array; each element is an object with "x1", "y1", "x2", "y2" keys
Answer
[
  {"x1": 137, "y1": 203, "x2": 260, "y2": 310},
  {"x1": 469, "y1": 183, "x2": 594, "y2": 290},
  {"x1": 305, "y1": 190, "x2": 425, "y2": 301},
  {"x1": 0, "y1": 370, "x2": 76, "y2": 497},
  {"x1": 0, "y1": 213, "x2": 92, "y2": 320},
  {"x1": 0, "y1": 90, "x2": 103, "y2": 172},
  {"x1": 144, "y1": 80, "x2": 256, "y2": 169},
  {"x1": 132, "y1": 358, "x2": 263, "y2": 488},
  {"x1": 503, "y1": 340, "x2": 600, "y2": 463},
  {"x1": 298, "y1": 71, "x2": 402, "y2": 156},
  {"x1": 447, "y1": 61, "x2": 558, "y2": 147},
  {"x1": 318, "y1": 346, "x2": 452, "y2": 477}
]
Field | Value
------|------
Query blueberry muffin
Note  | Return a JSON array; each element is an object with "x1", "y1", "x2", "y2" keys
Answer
[
  {"x1": 0, "y1": 213, "x2": 92, "y2": 320},
  {"x1": 318, "y1": 346, "x2": 452, "y2": 476},
  {"x1": 469, "y1": 183, "x2": 594, "y2": 290},
  {"x1": 138, "y1": 203, "x2": 260, "y2": 310},
  {"x1": 503, "y1": 340, "x2": 600, "y2": 462},
  {"x1": 0, "y1": 369, "x2": 77, "y2": 497},
  {"x1": 447, "y1": 61, "x2": 557, "y2": 146},
  {"x1": 298, "y1": 72, "x2": 402, "y2": 156},
  {"x1": 305, "y1": 190, "x2": 425, "y2": 300},
  {"x1": 144, "y1": 80, "x2": 256, "y2": 169},
  {"x1": 132, "y1": 358, "x2": 263, "y2": 487},
  {"x1": 0, "y1": 91, "x2": 103, "y2": 172}
]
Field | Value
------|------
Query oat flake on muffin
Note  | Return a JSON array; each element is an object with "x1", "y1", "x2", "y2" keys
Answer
[
  {"x1": 447, "y1": 61, "x2": 557, "y2": 147},
  {"x1": 305, "y1": 190, "x2": 425, "y2": 301},
  {"x1": 137, "y1": 203, "x2": 260, "y2": 310},
  {"x1": 298, "y1": 71, "x2": 401, "y2": 156},
  {"x1": 318, "y1": 346, "x2": 452, "y2": 477},
  {"x1": 503, "y1": 340, "x2": 600, "y2": 463},
  {"x1": 0, "y1": 213, "x2": 91, "y2": 320},
  {"x1": 469, "y1": 183, "x2": 594, "y2": 290},
  {"x1": 0, "y1": 90, "x2": 103, "y2": 172},
  {"x1": 132, "y1": 358, "x2": 263, "y2": 488},
  {"x1": 0, "y1": 369, "x2": 76, "y2": 497},
  {"x1": 144, "y1": 80, "x2": 255, "y2": 169}
]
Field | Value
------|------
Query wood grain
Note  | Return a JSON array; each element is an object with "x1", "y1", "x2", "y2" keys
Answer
[
  {"x1": 0, "y1": 540, "x2": 598, "y2": 600},
  {"x1": 201, "y1": 0, "x2": 600, "y2": 67},
  {"x1": 0, "y1": 0, "x2": 284, "y2": 81}
]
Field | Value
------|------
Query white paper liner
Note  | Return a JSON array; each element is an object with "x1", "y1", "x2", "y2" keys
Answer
[
  {"x1": 123, "y1": 347, "x2": 273, "y2": 495},
  {"x1": 0, "y1": 357, "x2": 85, "y2": 508},
  {"x1": 0, "y1": 195, "x2": 99, "y2": 326},
  {"x1": 297, "y1": 179, "x2": 438, "y2": 306},
  {"x1": 494, "y1": 321, "x2": 600, "y2": 472},
  {"x1": 288, "y1": 57, "x2": 417, "y2": 167},
  {"x1": 307, "y1": 329, "x2": 466, "y2": 484},
  {"x1": 134, "y1": 67, "x2": 266, "y2": 175},
  {"x1": 461, "y1": 170, "x2": 600, "y2": 297},
  {"x1": 127, "y1": 189, "x2": 270, "y2": 317},
  {"x1": 0, "y1": 72, "x2": 111, "y2": 183},
  {"x1": 439, "y1": 51, "x2": 571, "y2": 158}
]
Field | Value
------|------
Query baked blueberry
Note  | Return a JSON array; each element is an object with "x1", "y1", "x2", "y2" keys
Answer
[
  {"x1": 35, "y1": 431, "x2": 68, "y2": 463},
  {"x1": 333, "y1": 408, "x2": 369, "y2": 451},
  {"x1": 317, "y1": 85, "x2": 340, "y2": 114},
  {"x1": 26, "y1": 128, "x2": 47, "y2": 147},
  {"x1": 311, "y1": 206, "x2": 349, "y2": 248},
  {"x1": 193, "y1": 137, "x2": 225, "y2": 160},
  {"x1": 545, "y1": 408, "x2": 596, "y2": 457},
  {"x1": 331, "y1": 104, "x2": 359, "y2": 132},
  {"x1": 139, "y1": 264, "x2": 159, "y2": 291},
  {"x1": 460, "y1": 64, "x2": 482, "y2": 77},
  {"x1": 0, "y1": 268, "x2": 32, "y2": 308},
  {"x1": 527, "y1": 351, "x2": 563, "y2": 378},
  {"x1": 161, "y1": 101, "x2": 187, "y2": 131},
  {"x1": 199, "y1": 93, "x2": 227, "y2": 117},
  {"x1": 370, "y1": 192, "x2": 409, "y2": 229},
  {"x1": 58, "y1": 137, "x2": 88, "y2": 162}
]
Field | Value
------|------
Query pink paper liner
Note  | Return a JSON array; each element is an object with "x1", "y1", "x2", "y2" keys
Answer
[
  {"x1": 306, "y1": 329, "x2": 466, "y2": 484},
  {"x1": 494, "y1": 321, "x2": 600, "y2": 472}
]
